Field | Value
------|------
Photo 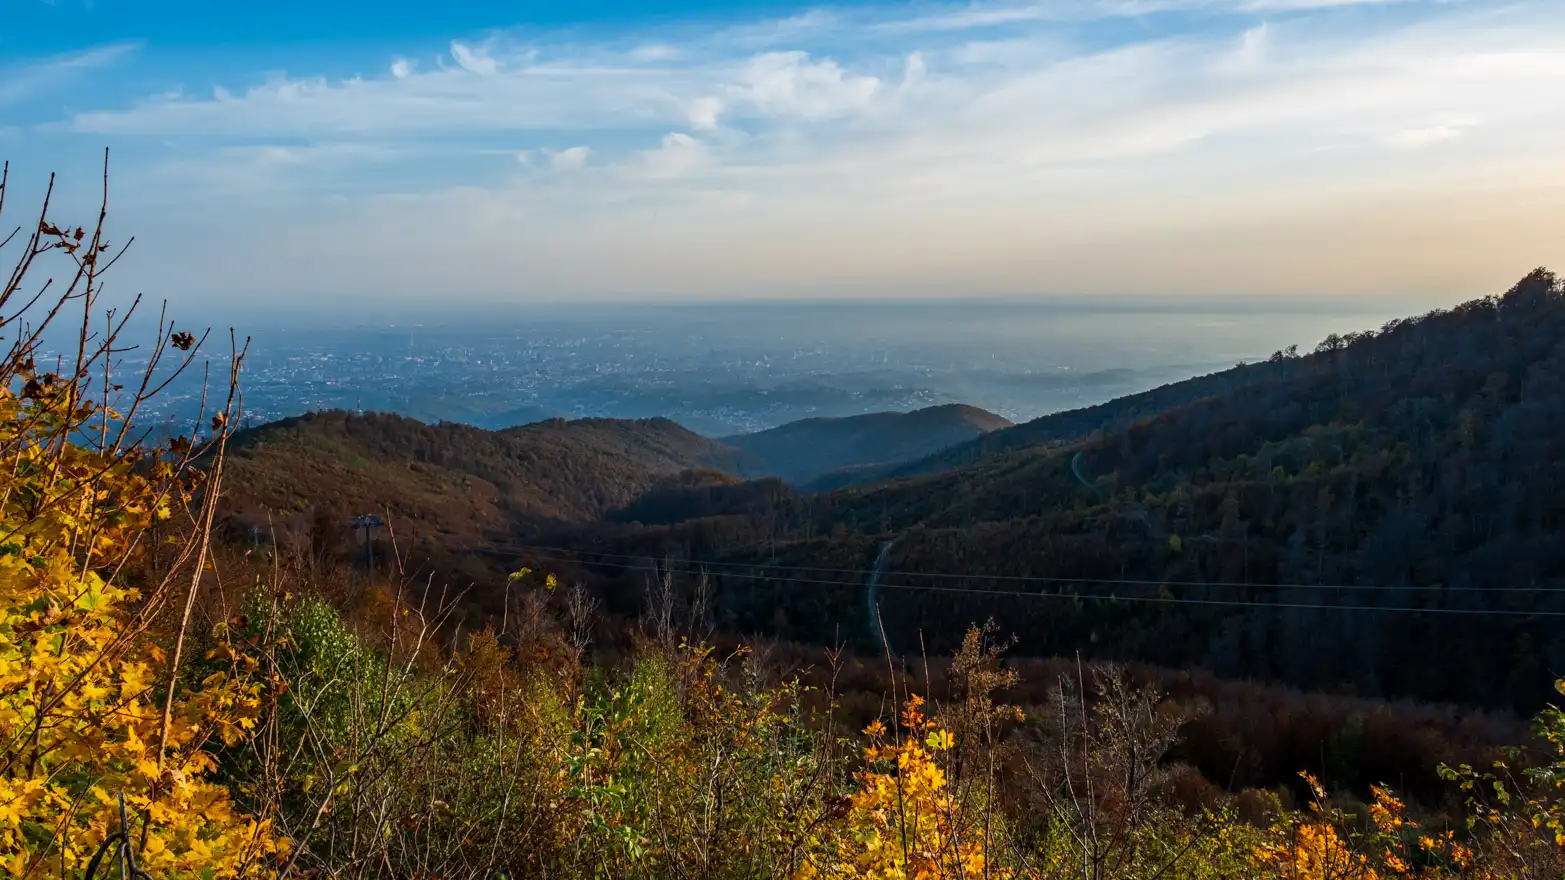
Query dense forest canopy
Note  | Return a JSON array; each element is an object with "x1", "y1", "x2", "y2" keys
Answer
[{"x1": 220, "y1": 410, "x2": 767, "y2": 575}]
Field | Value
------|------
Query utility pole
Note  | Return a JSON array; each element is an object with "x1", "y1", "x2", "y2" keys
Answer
[{"x1": 352, "y1": 514, "x2": 384, "y2": 571}]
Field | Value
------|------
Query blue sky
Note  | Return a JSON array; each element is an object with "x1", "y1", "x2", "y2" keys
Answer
[{"x1": 3, "y1": 0, "x2": 1564, "y2": 312}]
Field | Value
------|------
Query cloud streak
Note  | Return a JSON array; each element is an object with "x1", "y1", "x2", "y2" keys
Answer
[
  {"x1": 0, "y1": 42, "x2": 141, "y2": 108},
  {"x1": 14, "y1": 0, "x2": 1565, "y2": 304}
]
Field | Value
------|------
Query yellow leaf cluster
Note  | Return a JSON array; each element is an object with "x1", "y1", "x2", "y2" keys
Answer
[
  {"x1": 801, "y1": 695, "x2": 1005, "y2": 880},
  {"x1": 1255, "y1": 820, "x2": 1381, "y2": 880},
  {"x1": 0, "y1": 362, "x2": 282, "y2": 876},
  {"x1": 1255, "y1": 773, "x2": 1485, "y2": 880}
]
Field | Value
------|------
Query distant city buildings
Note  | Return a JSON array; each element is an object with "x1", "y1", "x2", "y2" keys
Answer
[{"x1": 116, "y1": 305, "x2": 1252, "y2": 435}]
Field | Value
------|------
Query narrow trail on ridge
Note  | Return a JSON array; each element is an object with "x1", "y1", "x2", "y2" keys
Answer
[
  {"x1": 1070, "y1": 450, "x2": 1102, "y2": 497},
  {"x1": 1071, "y1": 449, "x2": 1165, "y2": 540},
  {"x1": 864, "y1": 539, "x2": 897, "y2": 657}
]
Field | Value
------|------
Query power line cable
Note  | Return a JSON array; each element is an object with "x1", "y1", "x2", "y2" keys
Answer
[
  {"x1": 493, "y1": 542, "x2": 1565, "y2": 595},
  {"x1": 505, "y1": 547, "x2": 1565, "y2": 618}
]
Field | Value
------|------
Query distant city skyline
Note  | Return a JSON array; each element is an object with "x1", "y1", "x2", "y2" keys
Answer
[{"x1": 3, "y1": 0, "x2": 1563, "y2": 313}]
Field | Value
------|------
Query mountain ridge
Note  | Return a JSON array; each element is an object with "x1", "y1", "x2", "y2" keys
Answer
[
  {"x1": 220, "y1": 410, "x2": 766, "y2": 581},
  {"x1": 722, "y1": 403, "x2": 1012, "y2": 484}
]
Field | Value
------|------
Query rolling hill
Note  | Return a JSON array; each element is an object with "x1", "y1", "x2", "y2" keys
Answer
[
  {"x1": 220, "y1": 411, "x2": 765, "y2": 573},
  {"x1": 722, "y1": 404, "x2": 1012, "y2": 485}
]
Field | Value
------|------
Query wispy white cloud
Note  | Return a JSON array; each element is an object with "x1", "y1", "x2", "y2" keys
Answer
[
  {"x1": 65, "y1": 39, "x2": 897, "y2": 139},
  {"x1": 449, "y1": 40, "x2": 501, "y2": 75},
  {"x1": 686, "y1": 96, "x2": 724, "y2": 131},
  {"x1": 21, "y1": 0, "x2": 1565, "y2": 303},
  {"x1": 1234, "y1": 22, "x2": 1270, "y2": 67},
  {"x1": 1380, "y1": 121, "x2": 1474, "y2": 149},
  {"x1": 0, "y1": 42, "x2": 141, "y2": 108},
  {"x1": 725, "y1": 51, "x2": 881, "y2": 121},
  {"x1": 873, "y1": 0, "x2": 1409, "y2": 33},
  {"x1": 550, "y1": 145, "x2": 592, "y2": 170},
  {"x1": 630, "y1": 43, "x2": 681, "y2": 62},
  {"x1": 639, "y1": 132, "x2": 710, "y2": 178},
  {"x1": 1240, "y1": 0, "x2": 1408, "y2": 10},
  {"x1": 68, "y1": 58, "x2": 696, "y2": 137}
]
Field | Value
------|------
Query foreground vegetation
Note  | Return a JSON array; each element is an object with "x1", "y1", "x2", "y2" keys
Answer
[{"x1": 5, "y1": 166, "x2": 1565, "y2": 878}]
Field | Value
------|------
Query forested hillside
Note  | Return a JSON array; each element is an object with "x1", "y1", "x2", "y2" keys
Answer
[
  {"x1": 722, "y1": 403, "x2": 1012, "y2": 484},
  {"x1": 826, "y1": 361, "x2": 1295, "y2": 487},
  {"x1": 541, "y1": 270, "x2": 1565, "y2": 714},
  {"x1": 221, "y1": 410, "x2": 763, "y2": 575},
  {"x1": 220, "y1": 271, "x2": 1565, "y2": 716}
]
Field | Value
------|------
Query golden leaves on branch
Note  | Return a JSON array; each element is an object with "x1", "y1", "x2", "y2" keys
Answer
[
  {"x1": 0, "y1": 358, "x2": 282, "y2": 875},
  {"x1": 2, "y1": 182, "x2": 277, "y2": 872}
]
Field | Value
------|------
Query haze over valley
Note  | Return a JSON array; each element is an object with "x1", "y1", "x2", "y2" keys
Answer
[{"x1": 117, "y1": 294, "x2": 1435, "y2": 437}]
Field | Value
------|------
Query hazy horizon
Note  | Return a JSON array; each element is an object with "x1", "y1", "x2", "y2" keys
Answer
[
  {"x1": 176, "y1": 288, "x2": 1462, "y2": 330},
  {"x1": 91, "y1": 292, "x2": 1447, "y2": 436},
  {"x1": 5, "y1": 0, "x2": 1564, "y2": 313}
]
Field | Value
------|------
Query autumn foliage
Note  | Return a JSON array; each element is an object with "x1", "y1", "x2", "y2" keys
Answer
[
  {"x1": 800, "y1": 695, "x2": 1001, "y2": 880},
  {"x1": 0, "y1": 161, "x2": 281, "y2": 875},
  {"x1": 3, "y1": 162, "x2": 1565, "y2": 879}
]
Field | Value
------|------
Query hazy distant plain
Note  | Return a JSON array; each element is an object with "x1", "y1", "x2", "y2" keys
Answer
[{"x1": 128, "y1": 294, "x2": 1449, "y2": 436}]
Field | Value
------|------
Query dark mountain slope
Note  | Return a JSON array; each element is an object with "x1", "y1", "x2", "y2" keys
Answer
[
  {"x1": 222, "y1": 411, "x2": 764, "y2": 563},
  {"x1": 609, "y1": 469, "x2": 800, "y2": 527},
  {"x1": 828, "y1": 352, "x2": 1337, "y2": 489},
  {"x1": 722, "y1": 404, "x2": 1012, "y2": 484},
  {"x1": 826, "y1": 364, "x2": 1277, "y2": 482},
  {"x1": 554, "y1": 270, "x2": 1565, "y2": 713},
  {"x1": 825, "y1": 270, "x2": 1564, "y2": 533}
]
